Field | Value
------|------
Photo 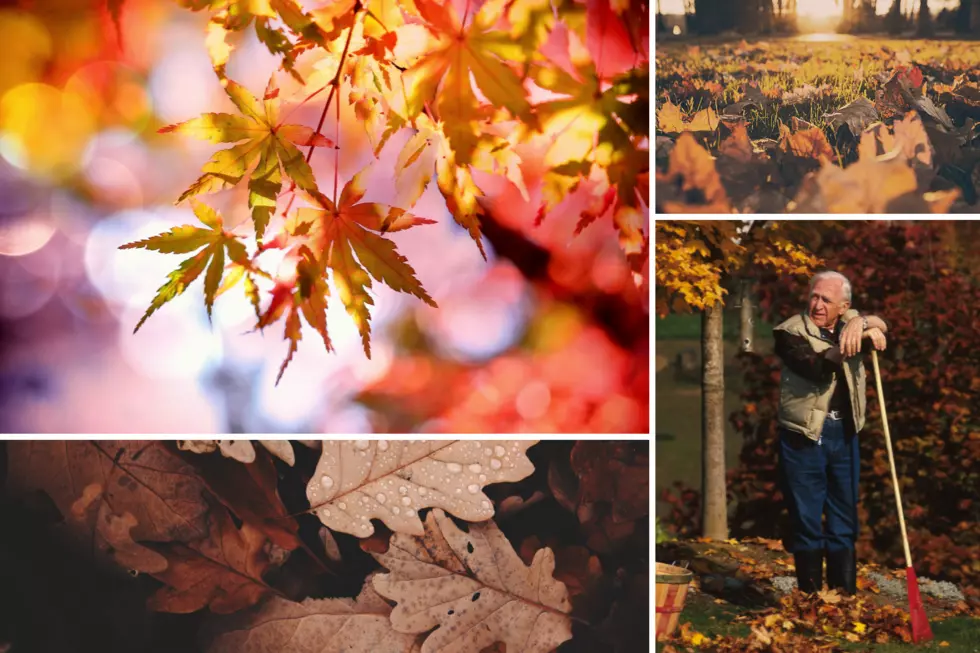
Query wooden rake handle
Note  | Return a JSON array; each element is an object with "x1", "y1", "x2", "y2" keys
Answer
[{"x1": 871, "y1": 349, "x2": 913, "y2": 569}]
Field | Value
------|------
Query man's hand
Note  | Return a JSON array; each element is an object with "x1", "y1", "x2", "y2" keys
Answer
[
  {"x1": 864, "y1": 326, "x2": 887, "y2": 351},
  {"x1": 840, "y1": 319, "x2": 864, "y2": 358}
]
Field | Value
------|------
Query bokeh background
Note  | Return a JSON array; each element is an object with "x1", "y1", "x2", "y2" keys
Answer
[{"x1": 0, "y1": 0, "x2": 650, "y2": 433}]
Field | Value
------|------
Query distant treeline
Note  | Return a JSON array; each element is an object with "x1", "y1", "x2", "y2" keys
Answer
[{"x1": 656, "y1": 0, "x2": 980, "y2": 36}]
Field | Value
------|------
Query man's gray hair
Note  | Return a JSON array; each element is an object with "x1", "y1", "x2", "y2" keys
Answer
[{"x1": 810, "y1": 271, "x2": 852, "y2": 303}]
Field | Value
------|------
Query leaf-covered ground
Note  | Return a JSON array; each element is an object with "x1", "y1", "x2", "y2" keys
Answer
[
  {"x1": 654, "y1": 38, "x2": 980, "y2": 213},
  {"x1": 657, "y1": 538, "x2": 980, "y2": 652}
]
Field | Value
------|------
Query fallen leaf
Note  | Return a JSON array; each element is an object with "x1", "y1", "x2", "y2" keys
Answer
[
  {"x1": 178, "y1": 440, "x2": 296, "y2": 466},
  {"x1": 655, "y1": 132, "x2": 731, "y2": 213},
  {"x1": 147, "y1": 506, "x2": 275, "y2": 614},
  {"x1": 6, "y1": 441, "x2": 210, "y2": 545},
  {"x1": 789, "y1": 158, "x2": 918, "y2": 213},
  {"x1": 306, "y1": 440, "x2": 538, "y2": 537},
  {"x1": 779, "y1": 118, "x2": 834, "y2": 162},
  {"x1": 818, "y1": 589, "x2": 842, "y2": 604},
  {"x1": 823, "y1": 97, "x2": 879, "y2": 138},
  {"x1": 372, "y1": 509, "x2": 573, "y2": 653},
  {"x1": 174, "y1": 443, "x2": 301, "y2": 551},
  {"x1": 657, "y1": 100, "x2": 719, "y2": 134},
  {"x1": 201, "y1": 578, "x2": 420, "y2": 652},
  {"x1": 69, "y1": 483, "x2": 169, "y2": 573}
]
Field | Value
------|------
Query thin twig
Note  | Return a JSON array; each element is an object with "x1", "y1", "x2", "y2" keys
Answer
[
  {"x1": 333, "y1": 78, "x2": 342, "y2": 205},
  {"x1": 279, "y1": 4, "x2": 362, "y2": 220}
]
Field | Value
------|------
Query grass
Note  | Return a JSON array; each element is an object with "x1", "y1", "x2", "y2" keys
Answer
[{"x1": 655, "y1": 35, "x2": 980, "y2": 142}]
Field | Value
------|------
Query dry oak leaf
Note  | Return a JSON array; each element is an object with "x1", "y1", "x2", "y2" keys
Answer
[
  {"x1": 160, "y1": 74, "x2": 332, "y2": 239},
  {"x1": 70, "y1": 483, "x2": 169, "y2": 573},
  {"x1": 5, "y1": 440, "x2": 210, "y2": 545},
  {"x1": 306, "y1": 440, "x2": 537, "y2": 537},
  {"x1": 372, "y1": 509, "x2": 573, "y2": 653},
  {"x1": 178, "y1": 439, "x2": 296, "y2": 466},
  {"x1": 718, "y1": 121, "x2": 755, "y2": 163},
  {"x1": 147, "y1": 506, "x2": 275, "y2": 614},
  {"x1": 655, "y1": 132, "x2": 730, "y2": 213},
  {"x1": 202, "y1": 579, "x2": 420, "y2": 653},
  {"x1": 657, "y1": 100, "x2": 719, "y2": 134}
]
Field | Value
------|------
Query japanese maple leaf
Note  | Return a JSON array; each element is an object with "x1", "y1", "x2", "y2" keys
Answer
[
  {"x1": 160, "y1": 75, "x2": 332, "y2": 240},
  {"x1": 256, "y1": 246, "x2": 333, "y2": 384},
  {"x1": 290, "y1": 166, "x2": 437, "y2": 358},
  {"x1": 399, "y1": 0, "x2": 532, "y2": 165},
  {"x1": 120, "y1": 201, "x2": 250, "y2": 331}
]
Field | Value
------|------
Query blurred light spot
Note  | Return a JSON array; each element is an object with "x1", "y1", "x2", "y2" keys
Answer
[
  {"x1": 0, "y1": 10, "x2": 52, "y2": 97},
  {"x1": 318, "y1": 403, "x2": 374, "y2": 433},
  {"x1": 257, "y1": 348, "x2": 335, "y2": 430},
  {"x1": 0, "y1": 257, "x2": 57, "y2": 319},
  {"x1": 118, "y1": 295, "x2": 223, "y2": 379},
  {"x1": 65, "y1": 61, "x2": 152, "y2": 132},
  {"x1": 591, "y1": 394, "x2": 641, "y2": 432},
  {"x1": 424, "y1": 263, "x2": 528, "y2": 362},
  {"x1": 350, "y1": 341, "x2": 393, "y2": 385},
  {"x1": 672, "y1": 25, "x2": 681, "y2": 35},
  {"x1": 591, "y1": 246, "x2": 628, "y2": 293},
  {"x1": 149, "y1": 49, "x2": 220, "y2": 124},
  {"x1": 0, "y1": 214, "x2": 55, "y2": 256},
  {"x1": 515, "y1": 380, "x2": 551, "y2": 421},
  {"x1": 0, "y1": 133, "x2": 26, "y2": 168},
  {"x1": 85, "y1": 208, "x2": 197, "y2": 313},
  {"x1": 0, "y1": 83, "x2": 97, "y2": 180},
  {"x1": 83, "y1": 155, "x2": 143, "y2": 207}
]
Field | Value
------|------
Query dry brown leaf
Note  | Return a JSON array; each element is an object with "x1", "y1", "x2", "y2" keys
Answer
[
  {"x1": 718, "y1": 121, "x2": 754, "y2": 163},
  {"x1": 789, "y1": 159, "x2": 918, "y2": 213},
  {"x1": 6, "y1": 441, "x2": 210, "y2": 544},
  {"x1": 657, "y1": 100, "x2": 719, "y2": 134},
  {"x1": 655, "y1": 132, "x2": 731, "y2": 213},
  {"x1": 147, "y1": 507, "x2": 274, "y2": 614},
  {"x1": 779, "y1": 118, "x2": 834, "y2": 162},
  {"x1": 306, "y1": 441, "x2": 537, "y2": 537},
  {"x1": 373, "y1": 509, "x2": 573, "y2": 653},
  {"x1": 202, "y1": 579, "x2": 420, "y2": 652},
  {"x1": 823, "y1": 97, "x2": 879, "y2": 138},
  {"x1": 178, "y1": 440, "x2": 296, "y2": 466},
  {"x1": 859, "y1": 113, "x2": 933, "y2": 169},
  {"x1": 70, "y1": 483, "x2": 169, "y2": 573}
]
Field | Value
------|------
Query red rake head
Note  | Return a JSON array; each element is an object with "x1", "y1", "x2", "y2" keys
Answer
[{"x1": 906, "y1": 566, "x2": 934, "y2": 644}]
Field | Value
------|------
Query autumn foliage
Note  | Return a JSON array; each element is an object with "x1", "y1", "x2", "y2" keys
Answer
[
  {"x1": 117, "y1": 0, "x2": 650, "y2": 382},
  {"x1": 664, "y1": 222, "x2": 980, "y2": 601}
]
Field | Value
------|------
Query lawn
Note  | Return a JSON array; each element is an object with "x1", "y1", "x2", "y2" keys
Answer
[
  {"x1": 655, "y1": 36, "x2": 980, "y2": 213},
  {"x1": 655, "y1": 312, "x2": 774, "y2": 517}
]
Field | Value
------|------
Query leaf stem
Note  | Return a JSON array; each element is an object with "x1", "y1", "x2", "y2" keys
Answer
[
  {"x1": 333, "y1": 79, "x2": 341, "y2": 205},
  {"x1": 280, "y1": 4, "x2": 362, "y2": 219}
]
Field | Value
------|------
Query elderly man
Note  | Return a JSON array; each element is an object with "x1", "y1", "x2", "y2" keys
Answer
[{"x1": 774, "y1": 271, "x2": 888, "y2": 595}]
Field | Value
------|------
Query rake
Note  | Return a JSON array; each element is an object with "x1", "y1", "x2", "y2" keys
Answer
[{"x1": 871, "y1": 350, "x2": 933, "y2": 644}]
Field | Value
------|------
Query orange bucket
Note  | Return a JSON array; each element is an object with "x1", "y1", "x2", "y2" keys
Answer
[{"x1": 656, "y1": 561, "x2": 693, "y2": 641}]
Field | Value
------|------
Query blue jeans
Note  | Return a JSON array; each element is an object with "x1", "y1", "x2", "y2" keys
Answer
[{"x1": 778, "y1": 417, "x2": 860, "y2": 553}]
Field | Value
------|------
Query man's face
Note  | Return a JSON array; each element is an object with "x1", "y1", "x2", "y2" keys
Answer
[{"x1": 808, "y1": 278, "x2": 849, "y2": 328}]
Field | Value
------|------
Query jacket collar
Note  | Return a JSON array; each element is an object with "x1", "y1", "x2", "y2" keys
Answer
[{"x1": 801, "y1": 312, "x2": 844, "y2": 343}]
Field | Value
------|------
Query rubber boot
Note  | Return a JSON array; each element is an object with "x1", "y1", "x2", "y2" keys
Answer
[
  {"x1": 826, "y1": 547, "x2": 857, "y2": 595},
  {"x1": 793, "y1": 549, "x2": 824, "y2": 593}
]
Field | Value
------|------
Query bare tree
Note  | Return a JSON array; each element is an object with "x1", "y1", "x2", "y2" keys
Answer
[
  {"x1": 917, "y1": 0, "x2": 933, "y2": 34},
  {"x1": 973, "y1": 0, "x2": 980, "y2": 31}
]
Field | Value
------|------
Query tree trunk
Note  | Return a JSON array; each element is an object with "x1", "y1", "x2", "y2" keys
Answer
[
  {"x1": 972, "y1": 0, "x2": 980, "y2": 31},
  {"x1": 739, "y1": 280, "x2": 754, "y2": 353},
  {"x1": 702, "y1": 303, "x2": 728, "y2": 540},
  {"x1": 917, "y1": 0, "x2": 933, "y2": 35}
]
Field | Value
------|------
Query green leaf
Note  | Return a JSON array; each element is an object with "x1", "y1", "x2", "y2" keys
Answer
[
  {"x1": 204, "y1": 244, "x2": 225, "y2": 319},
  {"x1": 119, "y1": 225, "x2": 213, "y2": 254},
  {"x1": 134, "y1": 249, "x2": 211, "y2": 332},
  {"x1": 160, "y1": 74, "x2": 330, "y2": 235}
]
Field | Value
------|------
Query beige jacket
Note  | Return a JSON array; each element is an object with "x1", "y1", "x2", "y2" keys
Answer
[{"x1": 774, "y1": 309, "x2": 867, "y2": 440}]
